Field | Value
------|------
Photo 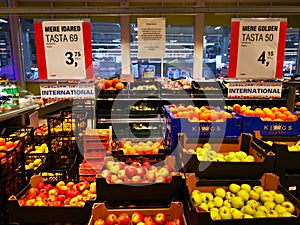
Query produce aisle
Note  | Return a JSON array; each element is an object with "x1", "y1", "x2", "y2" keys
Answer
[{"x1": 1, "y1": 78, "x2": 300, "y2": 225}]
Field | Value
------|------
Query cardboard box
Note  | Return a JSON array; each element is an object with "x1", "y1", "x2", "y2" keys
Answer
[
  {"x1": 175, "y1": 133, "x2": 275, "y2": 179},
  {"x1": 88, "y1": 202, "x2": 187, "y2": 225},
  {"x1": 8, "y1": 175, "x2": 96, "y2": 224},
  {"x1": 185, "y1": 173, "x2": 300, "y2": 225}
]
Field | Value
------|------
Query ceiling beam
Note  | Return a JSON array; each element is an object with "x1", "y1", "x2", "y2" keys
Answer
[{"x1": 1, "y1": 6, "x2": 300, "y2": 15}]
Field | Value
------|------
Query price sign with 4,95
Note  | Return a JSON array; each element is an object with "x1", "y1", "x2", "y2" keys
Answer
[
  {"x1": 34, "y1": 20, "x2": 93, "y2": 80},
  {"x1": 229, "y1": 18, "x2": 287, "y2": 79}
]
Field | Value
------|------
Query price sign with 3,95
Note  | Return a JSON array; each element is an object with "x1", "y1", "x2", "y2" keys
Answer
[
  {"x1": 229, "y1": 18, "x2": 287, "y2": 79},
  {"x1": 34, "y1": 20, "x2": 93, "y2": 80}
]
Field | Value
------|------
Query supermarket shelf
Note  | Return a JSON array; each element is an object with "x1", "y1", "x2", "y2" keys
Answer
[
  {"x1": 0, "y1": 104, "x2": 39, "y2": 127},
  {"x1": 97, "y1": 117, "x2": 163, "y2": 124}
]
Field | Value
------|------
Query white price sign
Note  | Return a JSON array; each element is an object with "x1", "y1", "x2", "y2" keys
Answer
[
  {"x1": 34, "y1": 20, "x2": 93, "y2": 80},
  {"x1": 229, "y1": 18, "x2": 287, "y2": 79}
]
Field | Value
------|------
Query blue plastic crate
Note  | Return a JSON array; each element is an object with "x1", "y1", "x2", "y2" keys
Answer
[{"x1": 242, "y1": 115, "x2": 300, "y2": 136}]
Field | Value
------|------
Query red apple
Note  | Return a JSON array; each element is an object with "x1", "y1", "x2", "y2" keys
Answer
[
  {"x1": 125, "y1": 166, "x2": 137, "y2": 178},
  {"x1": 44, "y1": 183, "x2": 53, "y2": 192},
  {"x1": 28, "y1": 187, "x2": 38, "y2": 195},
  {"x1": 144, "y1": 215, "x2": 154, "y2": 224},
  {"x1": 76, "y1": 181, "x2": 87, "y2": 192},
  {"x1": 94, "y1": 218, "x2": 105, "y2": 225},
  {"x1": 173, "y1": 218, "x2": 182, "y2": 225},
  {"x1": 119, "y1": 162, "x2": 127, "y2": 169},
  {"x1": 56, "y1": 181, "x2": 66, "y2": 187},
  {"x1": 105, "y1": 213, "x2": 118, "y2": 225},
  {"x1": 57, "y1": 194, "x2": 66, "y2": 202},
  {"x1": 131, "y1": 211, "x2": 144, "y2": 224},
  {"x1": 26, "y1": 193, "x2": 37, "y2": 200},
  {"x1": 52, "y1": 200, "x2": 63, "y2": 206},
  {"x1": 36, "y1": 182, "x2": 45, "y2": 190},
  {"x1": 155, "y1": 176, "x2": 167, "y2": 183},
  {"x1": 117, "y1": 212, "x2": 131, "y2": 225},
  {"x1": 131, "y1": 175, "x2": 143, "y2": 183},
  {"x1": 154, "y1": 213, "x2": 167, "y2": 225},
  {"x1": 25, "y1": 199, "x2": 36, "y2": 206},
  {"x1": 37, "y1": 192, "x2": 48, "y2": 201},
  {"x1": 165, "y1": 222, "x2": 175, "y2": 225},
  {"x1": 58, "y1": 186, "x2": 69, "y2": 195},
  {"x1": 136, "y1": 167, "x2": 146, "y2": 177},
  {"x1": 66, "y1": 181, "x2": 75, "y2": 189},
  {"x1": 142, "y1": 162, "x2": 151, "y2": 168},
  {"x1": 64, "y1": 197, "x2": 71, "y2": 205},
  {"x1": 131, "y1": 162, "x2": 141, "y2": 167},
  {"x1": 38, "y1": 188, "x2": 48, "y2": 195},
  {"x1": 118, "y1": 169, "x2": 126, "y2": 179}
]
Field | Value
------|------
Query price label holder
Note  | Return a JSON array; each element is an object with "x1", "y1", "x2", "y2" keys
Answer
[
  {"x1": 34, "y1": 19, "x2": 93, "y2": 80},
  {"x1": 228, "y1": 18, "x2": 287, "y2": 79}
]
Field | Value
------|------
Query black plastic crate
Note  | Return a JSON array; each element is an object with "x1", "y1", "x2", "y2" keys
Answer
[
  {"x1": 129, "y1": 100, "x2": 160, "y2": 118},
  {"x1": 191, "y1": 80, "x2": 224, "y2": 98},
  {"x1": 176, "y1": 133, "x2": 275, "y2": 179},
  {"x1": 0, "y1": 170, "x2": 27, "y2": 205},
  {"x1": 40, "y1": 153, "x2": 79, "y2": 182},
  {"x1": 129, "y1": 81, "x2": 161, "y2": 98},
  {"x1": 0, "y1": 137, "x2": 25, "y2": 178},
  {"x1": 97, "y1": 82, "x2": 129, "y2": 99},
  {"x1": 49, "y1": 135, "x2": 79, "y2": 154},
  {"x1": 1, "y1": 127, "x2": 33, "y2": 150},
  {"x1": 25, "y1": 153, "x2": 47, "y2": 181}
]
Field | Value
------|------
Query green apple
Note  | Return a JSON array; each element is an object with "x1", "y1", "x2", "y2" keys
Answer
[
  {"x1": 237, "y1": 190, "x2": 249, "y2": 201},
  {"x1": 199, "y1": 202, "x2": 209, "y2": 211},
  {"x1": 230, "y1": 157, "x2": 241, "y2": 162},
  {"x1": 249, "y1": 190, "x2": 260, "y2": 201},
  {"x1": 225, "y1": 191, "x2": 235, "y2": 200},
  {"x1": 210, "y1": 209, "x2": 221, "y2": 221},
  {"x1": 213, "y1": 196, "x2": 224, "y2": 208},
  {"x1": 234, "y1": 151, "x2": 247, "y2": 160},
  {"x1": 207, "y1": 201, "x2": 215, "y2": 210},
  {"x1": 231, "y1": 208, "x2": 243, "y2": 219},
  {"x1": 203, "y1": 143, "x2": 211, "y2": 150},
  {"x1": 279, "y1": 211, "x2": 293, "y2": 217},
  {"x1": 213, "y1": 157, "x2": 225, "y2": 162},
  {"x1": 197, "y1": 155, "x2": 204, "y2": 161},
  {"x1": 196, "y1": 147, "x2": 204, "y2": 155},
  {"x1": 260, "y1": 191, "x2": 274, "y2": 203},
  {"x1": 201, "y1": 193, "x2": 213, "y2": 203},
  {"x1": 191, "y1": 193, "x2": 202, "y2": 206},
  {"x1": 240, "y1": 183, "x2": 251, "y2": 193},
  {"x1": 275, "y1": 204, "x2": 287, "y2": 215},
  {"x1": 256, "y1": 206, "x2": 268, "y2": 214},
  {"x1": 253, "y1": 210, "x2": 267, "y2": 218},
  {"x1": 269, "y1": 190, "x2": 276, "y2": 196},
  {"x1": 192, "y1": 189, "x2": 201, "y2": 197},
  {"x1": 253, "y1": 186, "x2": 264, "y2": 194},
  {"x1": 282, "y1": 201, "x2": 295, "y2": 214},
  {"x1": 225, "y1": 152, "x2": 236, "y2": 161},
  {"x1": 214, "y1": 188, "x2": 226, "y2": 198},
  {"x1": 231, "y1": 196, "x2": 244, "y2": 209},
  {"x1": 207, "y1": 150, "x2": 217, "y2": 160},
  {"x1": 243, "y1": 204, "x2": 256, "y2": 215},
  {"x1": 247, "y1": 199, "x2": 260, "y2": 209},
  {"x1": 223, "y1": 200, "x2": 231, "y2": 208},
  {"x1": 274, "y1": 193, "x2": 285, "y2": 204},
  {"x1": 243, "y1": 155, "x2": 255, "y2": 162},
  {"x1": 219, "y1": 206, "x2": 232, "y2": 220},
  {"x1": 243, "y1": 214, "x2": 254, "y2": 219},
  {"x1": 229, "y1": 183, "x2": 241, "y2": 194},
  {"x1": 264, "y1": 201, "x2": 276, "y2": 210},
  {"x1": 266, "y1": 209, "x2": 279, "y2": 218}
]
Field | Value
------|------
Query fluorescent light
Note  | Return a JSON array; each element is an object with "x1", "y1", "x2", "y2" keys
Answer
[
  {"x1": 134, "y1": 27, "x2": 138, "y2": 31},
  {"x1": 214, "y1": 26, "x2": 221, "y2": 30},
  {"x1": 170, "y1": 40, "x2": 177, "y2": 43},
  {"x1": 0, "y1": 19, "x2": 7, "y2": 23}
]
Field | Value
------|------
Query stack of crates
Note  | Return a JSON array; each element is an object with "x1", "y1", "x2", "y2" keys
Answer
[
  {"x1": 0, "y1": 127, "x2": 30, "y2": 224},
  {"x1": 79, "y1": 126, "x2": 112, "y2": 181}
]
